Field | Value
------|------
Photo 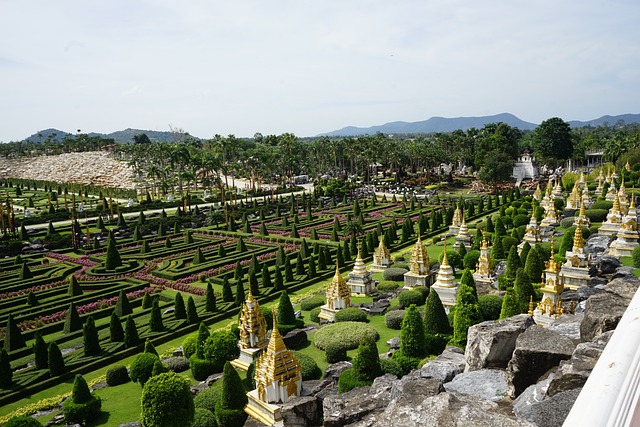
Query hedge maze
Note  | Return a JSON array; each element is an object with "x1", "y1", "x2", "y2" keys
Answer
[{"x1": 0, "y1": 177, "x2": 508, "y2": 408}]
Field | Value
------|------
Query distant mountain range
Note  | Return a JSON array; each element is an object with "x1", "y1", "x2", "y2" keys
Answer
[
  {"x1": 19, "y1": 113, "x2": 640, "y2": 143},
  {"x1": 319, "y1": 113, "x2": 640, "y2": 137}
]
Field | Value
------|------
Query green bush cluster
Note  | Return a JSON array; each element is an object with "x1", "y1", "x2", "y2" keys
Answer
[
  {"x1": 3, "y1": 416, "x2": 42, "y2": 427},
  {"x1": 62, "y1": 375, "x2": 102, "y2": 424},
  {"x1": 141, "y1": 372, "x2": 194, "y2": 427},
  {"x1": 397, "y1": 289, "x2": 425, "y2": 308},
  {"x1": 478, "y1": 294, "x2": 504, "y2": 321},
  {"x1": 309, "y1": 307, "x2": 321, "y2": 323},
  {"x1": 384, "y1": 309, "x2": 406, "y2": 330},
  {"x1": 299, "y1": 295, "x2": 326, "y2": 311},
  {"x1": 376, "y1": 281, "x2": 400, "y2": 292},
  {"x1": 314, "y1": 322, "x2": 379, "y2": 351},
  {"x1": 334, "y1": 307, "x2": 368, "y2": 323},
  {"x1": 189, "y1": 356, "x2": 217, "y2": 381},
  {"x1": 130, "y1": 352, "x2": 159, "y2": 386},
  {"x1": 382, "y1": 267, "x2": 408, "y2": 282},
  {"x1": 106, "y1": 365, "x2": 130, "y2": 386},
  {"x1": 292, "y1": 351, "x2": 321, "y2": 380}
]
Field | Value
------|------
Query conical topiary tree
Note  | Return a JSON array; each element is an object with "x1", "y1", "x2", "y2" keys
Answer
[
  {"x1": 174, "y1": 293, "x2": 186, "y2": 320},
  {"x1": 505, "y1": 246, "x2": 521, "y2": 279},
  {"x1": 124, "y1": 316, "x2": 140, "y2": 348},
  {"x1": 490, "y1": 234, "x2": 505, "y2": 260},
  {"x1": 149, "y1": 300, "x2": 164, "y2": 332},
  {"x1": 499, "y1": 288, "x2": 521, "y2": 319},
  {"x1": 235, "y1": 279, "x2": 245, "y2": 307},
  {"x1": 3, "y1": 314, "x2": 26, "y2": 352},
  {"x1": 33, "y1": 332, "x2": 48, "y2": 370},
  {"x1": 109, "y1": 312, "x2": 124, "y2": 342},
  {"x1": 63, "y1": 303, "x2": 82, "y2": 334},
  {"x1": 104, "y1": 236, "x2": 122, "y2": 270},
  {"x1": 451, "y1": 282, "x2": 483, "y2": 347},
  {"x1": 62, "y1": 374, "x2": 102, "y2": 424},
  {"x1": 249, "y1": 271, "x2": 259, "y2": 296},
  {"x1": 215, "y1": 362, "x2": 248, "y2": 427},
  {"x1": 144, "y1": 338, "x2": 158, "y2": 356},
  {"x1": 222, "y1": 277, "x2": 234, "y2": 302},
  {"x1": 48, "y1": 343, "x2": 66, "y2": 376},
  {"x1": 205, "y1": 282, "x2": 216, "y2": 312},
  {"x1": 233, "y1": 261, "x2": 243, "y2": 281},
  {"x1": 196, "y1": 322, "x2": 210, "y2": 359},
  {"x1": 277, "y1": 290, "x2": 296, "y2": 327},
  {"x1": 82, "y1": 316, "x2": 101, "y2": 356},
  {"x1": 19, "y1": 262, "x2": 32, "y2": 280},
  {"x1": 186, "y1": 297, "x2": 199, "y2": 325},
  {"x1": 284, "y1": 257, "x2": 294, "y2": 282},
  {"x1": 68, "y1": 275, "x2": 82, "y2": 296},
  {"x1": 459, "y1": 268, "x2": 478, "y2": 300},
  {"x1": 520, "y1": 241, "x2": 532, "y2": 267},
  {"x1": 115, "y1": 289, "x2": 133, "y2": 317},
  {"x1": 351, "y1": 336, "x2": 382, "y2": 382},
  {"x1": 236, "y1": 236, "x2": 247, "y2": 252},
  {"x1": 513, "y1": 267, "x2": 535, "y2": 313},
  {"x1": 274, "y1": 267, "x2": 284, "y2": 291},
  {"x1": 424, "y1": 289, "x2": 452, "y2": 335},
  {"x1": 261, "y1": 264, "x2": 272, "y2": 288},
  {"x1": 399, "y1": 304, "x2": 426, "y2": 359},
  {"x1": 0, "y1": 348, "x2": 12, "y2": 388},
  {"x1": 524, "y1": 247, "x2": 544, "y2": 284},
  {"x1": 193, "y1": 248, "x2": 206, "y2": 265},
  {"x1": 142, "y1": 292, "x2": 152, "y2": 309}
]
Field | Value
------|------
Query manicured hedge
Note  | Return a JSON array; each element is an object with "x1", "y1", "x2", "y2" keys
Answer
[
  {"x1": 383, "y1": 268, "x2": 408, "y2": 282},
  {"x1": 334, "y1": 307, "x2": 368, "y2": 323},
  {"x1": 314, "y1": 322, "x2": 379, "y2": 351},
  {"x1": 385, "y1": 309, "x2": 406, "y2": 330}
]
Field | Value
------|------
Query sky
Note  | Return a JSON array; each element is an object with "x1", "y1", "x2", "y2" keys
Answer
[{"x1": 1, "y1": 0, "x2": 639, "y2": 142}]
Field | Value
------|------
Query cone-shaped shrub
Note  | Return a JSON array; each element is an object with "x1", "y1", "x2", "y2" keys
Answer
[
  {"x1": 277, "y1": 290, "x2": 296, "y2": 326},
  {"x1": 459, "y1": 268, "x2": 478, "y2": 300},
  {"x1": 351, "y1": 336, "x2": 382, "y2": 381},
  {"x1": 142, "y1": 292, "x2": 152, "y2": 309},
  {"x1": 117, "y1": 213, "x2": 128, "y2": 228},
  {"x1": 26, "y1": 291, "x2": 39, "y2": 307},
  {"x1": 524, "y1": 248, "x2": 544, "y2": 284},
  {"x1": 83, "y1": 316, "x2": 101, "y2": 356},
  {"x1": 152, "y1": 359, "x2": 168, "y2": 377},
  {"x1": 174, "y1": 293, "x2": 186, "y2": 320},
  {"x1": 193, "y1": 248, "x2": 205, "y2": 265},
  {"x1": 222, "y1": 277, "x2": 234, "y2": 302},
  {"x1": 505, "y1": 246, "x2": 520, "y2": 279},
  {"x1": 308, "y1": 254, "x2": 317, "y2": 278},
  {"x1": 140, "y1": 240, "x2": 150, "y2": 254},
  {"x1": 115, "y1": 289, "x2": 133, "y2": 317},
  {"x1": 261, "y1": 264, "x2": 272, "y2": 288},
  {"x1": 513, "y1": 268, "x2": 535, "y2": 313},
  {"x1": 19, "y1": 262, "x2": 32, "y2": 280},
  {"x1": 0, "y1": 348, "x2": 12, "y2": 388},
  {"x1": 274, "y1": 267, "x2": 284, "y2": 290},
  {"x1": 124, "y1": 316, "x2": 140, "y2": 348},
  {"x1": 149, "y1": 299, "x2": 164, "y2": 332},
  {"x1": 276, "y1": 246, "x2": 286, "y2": 266},
  {"x1": 33, "y1": 333, "x2": 48, "y2": 370},
  {"x1": 109, "y1": 312, "x2": 124, "y2": 342},
  {"x1": 144, "y1": 338, "x2": 159, "y2": 356},
  {"x1": 218, "y1": 244, "x2": 226, "y2": 257},
  {"x1": 520, "y1": 241, "x2": 532, "y2": 266},
  {"x1": 133, "y1": 226, "x2": 142, "y2": 241},
  {"x1": 215, "y1": 362, "x2": 247, "y2": 427},
  {"x1": 452, "y1": 282, "x2": 483, "y2": 347},
  {"x1": 424, "y1": 289, "x2": 452, "y2": 335},
  {"x1": 490, "y1": 234, "x2": 505, "y2": 260},
  {"x1": 184, "y1": 231, "x2": 194, "y2": 244},
  {"x1": 104, "y1": 236, "x2": 122, "y2": 270},
  {"x1": 67, "y1": 276, "x2": 82, "y2": 297},
  {"x1": 249, "y1": 271, "x2": 259, "y2": 296},
  {"x1": 236, "y1": 236, "x2": 247, "y2": 252},
  {"x1": 284, "y1": 257, "x2": 294, "y2": 282},
  {"x1": 499, "y1": 288, "x2": 521, "y2": 319},
  {"x1": 63, "y1": 303, "x2": 82, "y2": 334},
  {"x1": 165, "y1": 237, "x2": 172, "y2": 248},
  {"x1": 400, "y1": 304, "x2": 426, "y2": 359},
  {"x1": 235, "y1": 279, "x2": 245, "y2": 307},
  {"x1": 48, "y1": 343, "x2": 66, "y2": 376},
  {"x1": 196, "y1": 323, "x2": 210, "y2": 359},
  {"x1": 205, "y1": 283, "x2": 216, "y2": 312},
  {"x1": 186, "y1": 297, "x2": 199, "y2": 324}
]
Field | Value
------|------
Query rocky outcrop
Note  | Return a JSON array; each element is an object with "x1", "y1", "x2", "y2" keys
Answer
[
  {"x1": 596, "y1": 255, "x2": 622, "y2": 275},
  {"x1": 0, "y1": 151, "x2": 135, "y2": 189},
  {"x1": 279, "y1": 395, "x2": 321, "y2": 427},
  {"x1": 390, "y1": 374, "x2": 444, "y2": 400},
  {"x1": 507, "y1": 326, "x2": 575, "y2": 398},
  {"x1": 464, "y1": 314, "x2": 535, "y2": 371},
  {"x1": 586, "y1": 235, "x2": 612, "y2": 264},
  {"x1": 420, "y1": 346, "x2": 465, "y2": 383},
  {"x1": 444, "y1": 369, "x2": 509, "y2": 402},
  {"x1": 548, "y1": 313, "x2": 583, "y2": 342},
  {"x1": 513, "y1": 388, "x2": 582, "y2": 427},
  {"x1": 580, "y1": 277, "x2": 640, "y2": 341}
]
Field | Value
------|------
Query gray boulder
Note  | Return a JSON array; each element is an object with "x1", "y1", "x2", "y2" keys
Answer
[
  {"x1": 373, "y1": 392, "x2": 535, "y2": 427},
  {"x1": 322, "y1": 361, "x2": 352, "y2": 384},
  {"x1": 597, "y1": 255, "x2": 622, "y2": 275},
  {"x1": 507, "y1": 325, "x2": 575, "y2": 398},
  {"x1": 512, "y1": 373, "x2": 555, "y2": 419},
  {"x1": 444, "y1": 369, "x2": 509, "y2": 402},
  {"x1": 547, "y1": 330, "x2": 613, "y2": 396},
  {"x1": 586, "y1": 235, "x2": 611, "y2": 263},
  {"x1": 580, "y1": 276, "x2": 640, "y2": 341},
  {"x1": 390, "y1": 374, "x2": 444, "y2": 400},
  {"x1": 420, "y1": 346, "x2": 465, "y2": 383},
  {"x1": 464, "y1": 314, "x2": 535, "y2": 371},
  {"x1": 513, "y1": 388, "x2": 582, "y2": 427},
  {"x1": 322, "y1": 374, "x2": 396, "y2": 427},
  {"x1": 493, "y1": 260, "x2": 507, "y2": 277},
  {"x1": 279, "y1": 395, "x2": 321, "y2": 427},
  {"x1": 283, "y1": 328, "x2": 308, "y2": 349},
  {"x1": 548, "y1": 313, "x2": 583, "y2": 342}
]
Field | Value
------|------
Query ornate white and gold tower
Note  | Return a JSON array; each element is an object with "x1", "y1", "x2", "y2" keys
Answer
[
  {"x1": 403, "y1": 234, "x2": 433, "y2": 288},
  {"x1": 605, "y1": 180, "x2": 617, "y2": 202},
  {"x1": 453, "y1": 215, "x2": 472, "y2": 251},
  {"x1": 520, "y1": 209, "x2": 542, "y2": 249},
  {"x1": 566, "y1": 183, "x2": 581, "y2": 210},
  {"x1": 533, "y1": 240, "x2": 572, "y2": 327},
  {"x1": 473, "y1": 231, "x2": 493, "y2": 287},
  {"x1": 245, "y1": 311, "x2": 302, "y2": 426},
  {"x1": 540, "y1": 180, "x2": 554, "y2": 211},
  {"x1": 370, "y1": 237, "x2": 392, "y2": 271},
  {"x1": 618, "y1": 180, "x2": 629, "y2": 215},
  {"x1": 231, "y1": 288, "x2": 268, "y2": 371},
  {"x1": 540, "y1": 205, "x2": 559, "y2": 228},
  {"x1": 572, "y1": 200, "x2": 591, "y2": 228},
  {"x1": 598, "y1": 194, "x2": 623, "y2": 236},
  {"x1": 608, "y1": 194, "x2": 639, "y2": 257},
  {"x1": 533, "y1": 184, "x2": 543, "y2": 201},
  {"x1": 431, "y1": 240, "x2": 459, "y2": 311},
  {"x1": 595, "y1": 170, "x2": 604, "y2": 195},
  {"x1": 552, "y1": 179, "x2": 564, "y2": 199},
  {"x1": 319, "y1": 264, "x2": 351, "y2": 322},
  {"x1": 560, "y1": 222, "x2": 591, "y2": 289},
  {"x1": 347, "y1": 250, "x2": 374, "y2": 295},
  {"x1": 449, "y1": 205, "x2": 463, "y2": 235},
  {"x1": 578, "y1": 172, "x2": 587, "y2": 190}
]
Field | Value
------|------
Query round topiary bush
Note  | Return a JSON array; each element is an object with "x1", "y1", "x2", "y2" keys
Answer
[
  {"x1": 106, "y1": 365, "x2": 129, "y2": 386},
  {"x1": 130, "y1": 352, "x2": 160, "y2": 386},
  {"x1": 309, "y1": 307, "x2": 321, "y2": 324},
  {"x1": 513, "y1": 214, "x2": 529, "y2": 228},
  {"x1": 586, "y1": 209, "x2": 608, "y2": 222},
  {"x1": 141, "y1": 371, "x2": 194, "y2": 427},
  {"x1": 463, "y1": 250, "x2": 481, "y2": 271},
  {"x1": 325, "y1": 342, "x2": 348, "y2": 363},
  {"x1": 478, "y1": 294, "x2": 504, "y2": 321},
  {"x1": 189, "y1": 355, "x2": 217, "y2": 381},
  {"x1": 501, "y1": 236, "x2": 519, "y2": 254},
  {"x1": 397, "y1": 289, "x2": 425, "y2": 308},
  {"x1": 334, "y1": 307, "x2": 368, "y2": 323},
  {"x1": 314, "y1": 322, "x2": 379, "y2": 351},
  {"x1": 376, "y1": 281, "x2": 400, "y2": 292},
  {"x1": 203, "y1": 330, "x2": 240, "y2": 372},
  {"x1": 383, "y1": 267, "x2": 408, "y2": 282},
  {"x1": 559, "y1": 217, "x2": 576, "y2": 228},
  {"x1": 182, "y1": 334, "x2": 197, "y2": 359},
  {"x1": 193, "y1": 386, "x2": 221, "y2": 413},
  {"x1": 300, "y1": 295, "x2": 326, "y2": 311},
  {"x1": 164, "y1": 356, "x2": 190, "y2": 373},
  {"x1": 590, "y1": 200, "x2": 613, "y2": 210},
  {"x1": 3, "y1": 416, "x2": 42, "y2": 427},
  {"x1": 191, "y1": 408, "x2": 216, "y2": 427},
  {"x1": 385, "y1": 309, "x2": 406, "y2": 329},
  {"x1": 293, "y1": 351, "x2": 321, "y2": 380}
]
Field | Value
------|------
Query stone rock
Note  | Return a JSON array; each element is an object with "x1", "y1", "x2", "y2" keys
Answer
[
  {"x1": 373, "y1": 392, "x2": 535, "y2": 427},
  {"x1": 586, "y1": 235, "x2": 612, "y2": 262},
  {"x1": 597, "y1": 255, "x2": 622, "y2": 275},
  {"x1": 172, "y1": 346, "x2": 183, "y2": 357},
  {"x1": 283, "y1": 329, "x2": 308, "y2": 349},
  {"x1": 612, "y1": 266, "x2": 635, "y2": 280},
  {"x1": 546, "y1": 331, "x2": 613, "y2": 396},
  {"x1": 322, "y1": 374, "x2": 395, "y2": 427},
  {"x1": 280, "y1": 395, "x2": 321, "y2": 427},
  {"x1": 420, "y1": 346, "x2": 465, "y2": 383},
  {"x1": 390, "y1": 374, "x2": 443, "y2": 400},
  {"x1": 507, "y1": 325, "x2": 575, "y2": 398},
  {"x1": 117, "y1": 423, "x2": 141, "y2": 427},
  {"x1": 580, "y1": 277, "x2": 640, "y2": 341},
  {"x1": 386, "y1": 337, "x2": 400, "y2": 350},
  {"x1": 548, "y1": 313, "x2": 583, "y2": 342},
  {"x1": 512, "y1": 373, "x2": 555, "y2": 419},
  {"x1": 464, "y1": 314, "x2": 535, "y2": 371},
  {"x1": 514, "y1": 388, "x2": 582, "y2": 427},
  {"x1": 323, "y1": 361, "x2": 352, "y2": 384},
  {"x1": 493, "y1": 260, "x2": 507, "y2": 277},
  {"x1": 443, "y1": 369, "x2": 509, "y2": 402}
]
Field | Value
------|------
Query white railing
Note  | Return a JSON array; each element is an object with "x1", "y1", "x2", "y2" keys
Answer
[{"x1": 563, "y1": 285, "x2": 640, "y2": 427}]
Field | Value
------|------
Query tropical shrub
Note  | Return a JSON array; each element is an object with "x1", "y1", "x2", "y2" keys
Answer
[
  {"x1": 334, "y1": 307, "x2": 368, "y2": 323},
  {"x1": 106, "y1": 365, "x2": 129, "y2": 386},
  {"x1": 385, "y1": 309, "x2": 406, "y2": 330},
  {"x1": 141, "y1": 372, "x2": 194, "y2": 427}
]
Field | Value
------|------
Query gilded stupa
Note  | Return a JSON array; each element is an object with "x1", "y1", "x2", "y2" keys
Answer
[
  {"x1": 245, "y1": 310, "x2": 302, "y2": 426},
  {"x1": 605, "y1": 179, "x2": 617, "y2": 202},
  {"x1": 534, "y1": 239, "x2": 572, "y2": 327},
  {"x1": 595, "y1": 170, "x2": 604, "y2": 195},
  {"x1": 598, "y1": 194, "x2": 623, "y2": 236},
  {"x1": 453, "y1": 215, "x2": 472, "y2": 251},
  {"x1": 552, "y1": 179, "x2": 564, "y2": 199},
  {"x1": 521, "y1": 209, "x2": 542, "y2": 246},
  {"x1": 371, "y1": 236, "x2": 392, "y2": 271},
  {"x1": 449, "y1": 205, "x2": 463, "y2": 235},
  {"x1": 540, "y1": 180, "x2": 554, "y2": 211},
  {"x1": 572, "y1": 200, "x2": 591, "y2": 227},
  {"x1": 565, "y1": 182, "x2": 581, "y2": 210},
  {"x1": 431, "y1": 240, "x2": 459, "y2": 310},
  {"x1": 609, "y1": 192, "x2": 639, "y2": 257},
  {"x1": 232, "y1": 287, "x2": 269, "y2": 371},
  {"x1": 560, "y1": 220, "x2": 591, "y2": 289},
  {"x1": 403, "y1": 233, "x2": 434, "y2": 288},
  {"x1": 347, "y1": 249, "x2": 374, "y2": 295},
  {"x1": 319, "y1": 263, "x2": 351, "y2": 322},
  {"x1": 533, "y1": 184, "x2": 543, "y2": 201},
  {"x1": 473, "y1": 231, "x2": 493, "y2": 286},
  {"x1": 618, "y1": 180, "x2": 629, "y2": 215}
]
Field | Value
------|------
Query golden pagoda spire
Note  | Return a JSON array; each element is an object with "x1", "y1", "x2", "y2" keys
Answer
[
  {"x1": 441, "y1": 239, "x2": 449, "y2": 266},
  {"x1": 268, "y1": 307, "x2": 286, "y2": 353},
  {"x1": 573, "y1": 221, "x2": 584, "y2": 250},
  {"x1": 613, "y1": 193, "x2": 621, "y2": 214},
  {"x1": 528, "y1": 296, "x2": 534, "y2": 316},
  {"x1": 481, "y1": 230, "x2": 489, "y2": 250},
  {"x1": 579, "y1": 199, "x2": 587, "y2": 218}
]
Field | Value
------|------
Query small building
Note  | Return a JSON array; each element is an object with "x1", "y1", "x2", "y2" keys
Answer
[
  {"x1": 473, "y1": 231, "x2": 494, "y2": 287},
  {"x1": 560, "y1": 222, "x2": 591, "y2": 289},
  {"x1": 431, "y1": 241, "x2": 459, "y2": 311},
  {"x1": 347, "y1": 250, "x2": 375, "y2": 295},
  {"x1": 533, "y1": 241, "x2": 573, "y2": 327},
  {"x1": 598, "y1": 194, "x2": 623, "y2": 236},
  {"x1": 231, "y1": 288, "x2": 268, "y2": 371},
  {"x1": 371, "y1": 237, "x2": 392, "y2": 271},
  {"x1": 453, "y1": 216, "x2": 472, "y2": 251},
  {"x1": 608, "y1": 197, "x2": 639, "y2": 257},
  {"x1": 512, "y1": 150, "x2": 538, "y2": 181},
  {"x1": 403, "y1": 234, "x2": 435, "y2": 288},
  {"x1": 319, "y1": 264, "x2": 351, "y2": 322}
]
